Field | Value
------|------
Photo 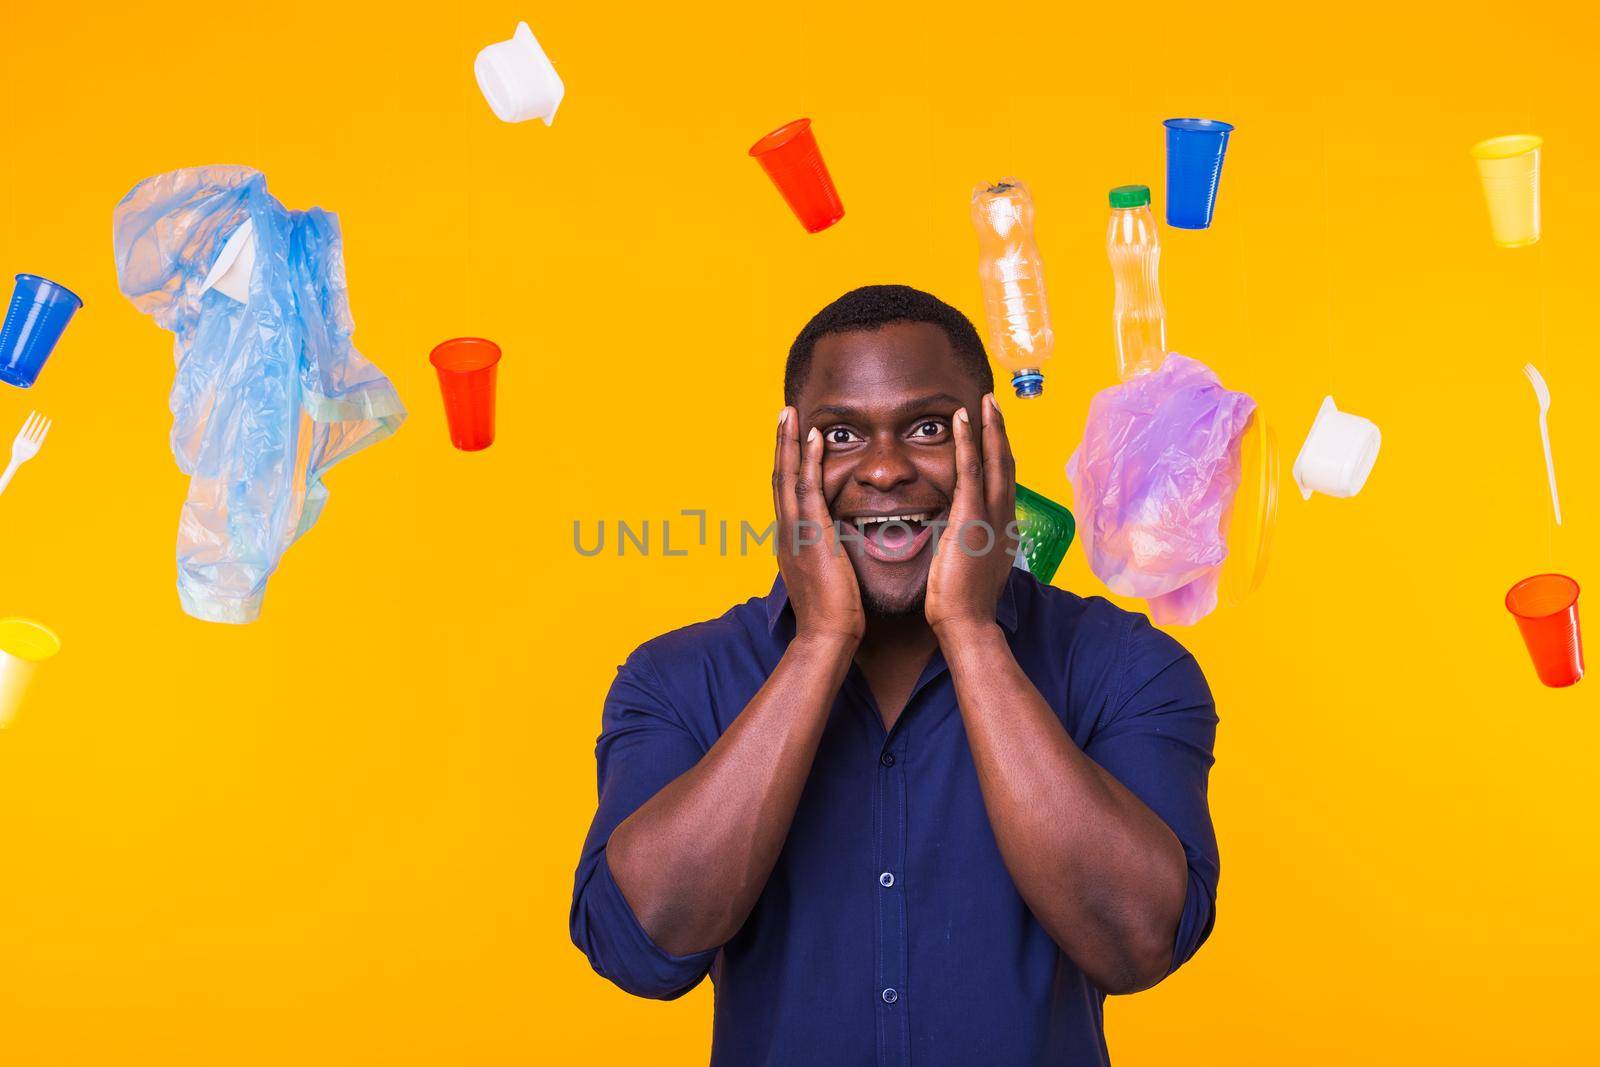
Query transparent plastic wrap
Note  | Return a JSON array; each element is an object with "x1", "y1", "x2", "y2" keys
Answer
[
  {"x1": 1065, "y1": 354, "x2": 1255, "y2": 626},
  {"x1": 113, "y1": 165, "x2": 405, "y2": 624}
]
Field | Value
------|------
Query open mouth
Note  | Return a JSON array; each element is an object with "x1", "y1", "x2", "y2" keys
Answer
[{"x1": 844, "y1": 510, "x2": 945, "y2": 563}]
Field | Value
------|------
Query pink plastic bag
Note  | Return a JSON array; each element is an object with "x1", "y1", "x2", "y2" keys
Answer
[{"x1": 1065, "y1": 354, "x2": 1256, "y2": 626}]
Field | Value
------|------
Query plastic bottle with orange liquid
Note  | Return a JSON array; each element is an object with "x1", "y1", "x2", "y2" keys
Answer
[{"x1": 1106, "y1": 184, "x2": 1167, "y2": 380}]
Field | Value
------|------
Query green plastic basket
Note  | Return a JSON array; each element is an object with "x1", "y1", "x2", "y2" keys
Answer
[{"x1": 1013, "y1": 483, "x2": 1076, "y2": 585}]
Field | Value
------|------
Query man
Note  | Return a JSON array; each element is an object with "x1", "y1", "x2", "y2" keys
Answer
[{"x1": 570, "y1": 285, "x2": 1219, "y2": 1065}]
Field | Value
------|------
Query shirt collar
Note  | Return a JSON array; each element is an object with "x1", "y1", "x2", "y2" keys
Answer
[{"x1": 764, "y1": 569, "x2": 1021, "y2": 635}]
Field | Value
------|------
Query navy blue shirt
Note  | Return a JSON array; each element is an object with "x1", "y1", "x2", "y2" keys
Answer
[{"x1": 571, "y1": 569, "x2": 1219, "y2": 1066}]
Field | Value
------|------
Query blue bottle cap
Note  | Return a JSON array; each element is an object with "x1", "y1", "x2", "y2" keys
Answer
[{"x1": 1011, "y1": 371, "x2": 1044, "y2": 398}]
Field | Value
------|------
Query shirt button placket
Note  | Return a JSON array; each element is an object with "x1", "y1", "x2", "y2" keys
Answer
[{"x1": 875, "y1": 742, "x2": 908, "y2": 1065}]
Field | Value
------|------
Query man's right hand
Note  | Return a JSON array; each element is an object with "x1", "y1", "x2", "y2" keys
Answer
[
  {"x1": 773, "y1": 407, "x2": 864, "y2": 646},
  {"x1": 600, "y1": 411, "x2": 864, "y2": 960}
]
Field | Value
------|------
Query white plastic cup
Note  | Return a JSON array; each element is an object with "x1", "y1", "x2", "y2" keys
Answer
[
  {"x1": 1292, "y1": 396, "x2": 1381, "y2": 500},
  {"x1": 475, "y1": 22, "x2": 564, "y2": 126},
  {"x1": 200, "y1": 218, "x2": 256, "y2": 303},
  {"x1": 0, "y1": 618, "x2": 60, "y2": 728}
]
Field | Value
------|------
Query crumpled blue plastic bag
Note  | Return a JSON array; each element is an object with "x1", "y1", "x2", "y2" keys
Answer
[
  {"x1": 113, "y1": 165, "x2": 405, "y2": 624},
  {"x1": 1066, "y1": 353, "x2": 1255, "y2": 626}
]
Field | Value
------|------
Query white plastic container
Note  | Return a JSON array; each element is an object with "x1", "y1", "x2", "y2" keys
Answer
[
  {"x1": 475, "y1": 22, "x2": 564, "y2": 126},
  {"x1": 201, "y1": 218, "x2": 256, "y2": 303},
  {"x1": 1292, "y1": 395, "x2": 1381, "y2": 500}
]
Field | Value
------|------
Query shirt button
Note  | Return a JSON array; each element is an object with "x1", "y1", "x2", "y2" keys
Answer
[
  {"x1": 879, "y1": 872, "x2": 895, "y2": 888},
  {"x1": 882, "y1": 988, "x2": 898, "y2": 1004},
  {"x1": 880, "y1": 752, "x2": 896, "y2": 767}
]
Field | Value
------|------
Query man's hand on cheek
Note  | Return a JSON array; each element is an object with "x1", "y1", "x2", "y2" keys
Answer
[
  {"x1": 924, "y1": 393, "x2": 1018, "y2": 638},
  {"x1": 774, "y1": 407, "x2": 865, "y2": 646}
]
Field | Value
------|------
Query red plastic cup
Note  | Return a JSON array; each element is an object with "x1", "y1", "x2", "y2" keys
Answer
[
  {"x1": 430, "y1": 337, "x2": 501, "y2": 452},
  {"x1": 1505, "y1": 573, "x2": 1584, "y2": 688},
  {"x1": 749, "y1": 118, "x2": 845, "y2": 234}
]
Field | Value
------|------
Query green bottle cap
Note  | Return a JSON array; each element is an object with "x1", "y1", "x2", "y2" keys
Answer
[{"x1": 1108, "y1": 184, "x2": 1151, "y2": 209}]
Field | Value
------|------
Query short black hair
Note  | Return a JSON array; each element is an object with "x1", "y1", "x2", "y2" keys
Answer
[{"x1": 785, "y1": 284, "x2": 994, "y2": 404}]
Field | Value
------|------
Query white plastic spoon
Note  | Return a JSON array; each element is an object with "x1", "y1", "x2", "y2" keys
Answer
[{"x1": 1522, "y1": 363, "x2": 1562, "y2": 526}]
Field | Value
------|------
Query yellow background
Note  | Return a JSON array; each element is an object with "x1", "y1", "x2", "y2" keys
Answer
[{"x1": 1, "y1": 1, "x2": 1596, "y2": 1063}]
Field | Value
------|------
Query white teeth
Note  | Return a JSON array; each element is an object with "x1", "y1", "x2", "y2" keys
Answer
[{"x1": 853, "y1": 512, "x2": 935, "y2": 526}]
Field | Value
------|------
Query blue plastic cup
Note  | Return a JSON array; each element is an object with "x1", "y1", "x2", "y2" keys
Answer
[
  {"x1": 0, "y1": 274, "x2": 84, "y2": 388},
  {"x1": 1164, "y1": 118, "x2": 1235, "y2": 230}
]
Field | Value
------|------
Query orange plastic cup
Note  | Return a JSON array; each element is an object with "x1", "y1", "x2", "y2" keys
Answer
[
  {"x1": 430, "y1": 337, "x2": 501, "y2": 452},
  {"x1": 749, "y1": 118, "x2": 845, "y2": 234},
  {"x1": 1505, "y1": 573, "x2": 1584, "y2": 688}
]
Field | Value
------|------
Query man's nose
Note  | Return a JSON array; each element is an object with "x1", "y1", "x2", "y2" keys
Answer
[{"x1": 854, "y1": 435, "x2": 917, "y2": 493}]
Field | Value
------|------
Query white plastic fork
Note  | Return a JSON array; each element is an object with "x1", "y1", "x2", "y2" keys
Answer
[
  {"x1": 0, "y1": 411, "x2": 51, "y2": 499},
  {"x1": 1522, "y1": 363, "x2": 1562, "y2": 526}
]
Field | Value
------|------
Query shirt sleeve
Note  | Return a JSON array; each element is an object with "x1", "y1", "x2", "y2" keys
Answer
[
  {"x1": 569, "y1": 646, "x2": 721, "y2": 1000},
  {"x1": 1082, "y1": 611, "x2": 1220, "y2": 978}
]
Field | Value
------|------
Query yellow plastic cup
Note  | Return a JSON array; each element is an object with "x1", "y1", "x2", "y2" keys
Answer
[
  {"x1": 1471, "y1": 135, "x2": 1542, "y2": 249},
  {"x1": 0, "y1": 617, "x2": 61, "y2": 728}
]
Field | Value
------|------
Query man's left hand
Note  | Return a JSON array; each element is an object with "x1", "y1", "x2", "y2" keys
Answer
[{"x1": 925, "y1": 393, "x2": 1018, "y2": 637}]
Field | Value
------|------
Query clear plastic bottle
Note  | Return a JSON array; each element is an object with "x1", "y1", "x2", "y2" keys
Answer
[
  {"x1": 1106, "y1": 184, "x2": 1167, "y2": 381},
  {"x1": 971, "y1": 179, "x2": 1054, "y2": 398}
]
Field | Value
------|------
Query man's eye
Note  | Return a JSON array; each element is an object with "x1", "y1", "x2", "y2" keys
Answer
[
  {"x1": 824, "y1": 427, "x2": 860, "y2": 446},
  {"x1": 910, "y1": 419, "x2": 947, "y2": 439}
]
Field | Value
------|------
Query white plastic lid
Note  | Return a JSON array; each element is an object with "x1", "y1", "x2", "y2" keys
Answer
[
  {"x1": 475, "y1": 22, "x2": 564, "y2": 126},
  {"x1": 1292, "y1": 395, "x2": 1381, "y2": 500}
]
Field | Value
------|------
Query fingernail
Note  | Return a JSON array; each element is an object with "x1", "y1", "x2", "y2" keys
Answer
[
  {"x1": 778, "y1": 408, "x2": 788, "y2": 428},
  {"x1": 956, "y1": 408, "x2": 970, "y2": 425},
  {"x1": 807, "y1": 427, "x2": 820, "y2": 443},
  {"x1": 985, "y1": 393, "x2": 998, "y2": 414}
]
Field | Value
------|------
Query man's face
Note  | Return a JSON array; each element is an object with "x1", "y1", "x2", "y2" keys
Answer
[{"x1": 795, "y1": 321, "x2": 987, "y2": 618}]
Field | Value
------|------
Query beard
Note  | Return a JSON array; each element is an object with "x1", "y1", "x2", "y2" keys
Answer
[{"x1": 860, "y1": 583, "x2": 927, "y2": 620}]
